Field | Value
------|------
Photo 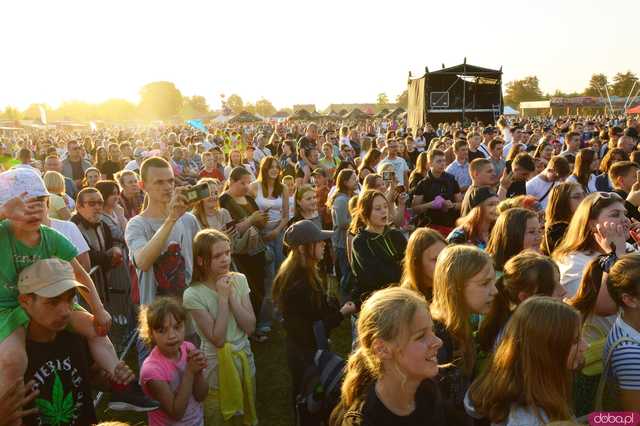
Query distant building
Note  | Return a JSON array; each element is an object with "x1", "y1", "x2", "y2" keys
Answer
[{"x1": 325, "y1": 103, "x2": 398, "y2": 115}]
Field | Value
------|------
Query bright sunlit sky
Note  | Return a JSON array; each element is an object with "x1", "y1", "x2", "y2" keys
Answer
[{"x1": 2, "y1": 0, "x2": 638, "y2": 111}]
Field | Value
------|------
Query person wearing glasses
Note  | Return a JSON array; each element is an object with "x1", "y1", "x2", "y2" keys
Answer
[
  {"x1": 62, "y1": 140, "x2": 92, "y2": 189},
  {"x1": 71, "y1": 187, "x2": 124, "y2": 303}
]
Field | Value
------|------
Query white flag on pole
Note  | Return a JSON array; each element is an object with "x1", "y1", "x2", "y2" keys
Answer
[{"x1": 38, "y1": 105, "x2": 47, "y2": 125}]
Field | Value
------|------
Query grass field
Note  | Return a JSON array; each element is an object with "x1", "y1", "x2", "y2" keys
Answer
[{"x1": 97, "y1": 320, "x2": 352, "y2": 426}]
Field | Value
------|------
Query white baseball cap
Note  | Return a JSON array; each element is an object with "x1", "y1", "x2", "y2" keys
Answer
[{"x1": 0, "y1": 168, "x2": 49, "y2": 206}]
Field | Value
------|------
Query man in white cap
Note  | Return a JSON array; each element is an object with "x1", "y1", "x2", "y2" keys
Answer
[
  {"x1": 0, "y1": 168, "x2": 155, "y2": 416},
  {"x1": 17, "y1": 259, "x2": 148, "y2": 425}
]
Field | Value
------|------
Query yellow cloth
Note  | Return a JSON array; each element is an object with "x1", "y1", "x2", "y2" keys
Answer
[{"x1": 216, "y1": 343, "x2": 257, "y2": 425}]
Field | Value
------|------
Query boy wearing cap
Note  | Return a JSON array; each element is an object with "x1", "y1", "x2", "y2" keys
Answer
[
  {"x1": 0, "y1": 168, "x2": 152, "y2": 415},
  {"x1": 18, "y1": 259, "x2": 136, "y2": 426}
]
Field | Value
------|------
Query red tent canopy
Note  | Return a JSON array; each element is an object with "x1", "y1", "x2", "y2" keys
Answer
[{"x1": 627, "y1": 104, "x2": 640, "y2": 114}]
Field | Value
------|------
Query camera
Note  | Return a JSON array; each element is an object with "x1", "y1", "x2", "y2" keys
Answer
[{"x1": 183, "y1": 182, "x2": 211, "y2": 203}]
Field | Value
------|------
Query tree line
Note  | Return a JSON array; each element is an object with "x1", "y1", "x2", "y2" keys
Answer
[
  {"x1": 0, "y1": 82, "x2": 280, "y2": 123},
  {"x1": 2, "y1": 72, "x2": 636, "y2": 123},
  {"x1": 503, "y1": 71, "x2": 639, "y2": 108}
]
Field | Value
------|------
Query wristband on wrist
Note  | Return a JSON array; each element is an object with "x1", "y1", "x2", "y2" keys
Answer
[{"x1": 599, "y1": 251, "x2": 618, "y2": 273}]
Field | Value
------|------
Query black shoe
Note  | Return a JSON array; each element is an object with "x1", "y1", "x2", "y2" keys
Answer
[{"x1": 109, "y1": 382, "x2": 160, "y2": 412}]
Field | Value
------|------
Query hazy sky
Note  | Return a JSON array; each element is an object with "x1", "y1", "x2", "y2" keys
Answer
[{"x1": 2, "y1": 0, "x2": 638, "y2": 111}]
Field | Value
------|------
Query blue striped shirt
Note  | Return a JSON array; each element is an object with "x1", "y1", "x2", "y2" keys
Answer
[
  {"x1": 445, "y1": 160, "x2": 471, "y2": 189},
  {"x1": 605, "y1": 315, "x2": 640, "y2": 390}
]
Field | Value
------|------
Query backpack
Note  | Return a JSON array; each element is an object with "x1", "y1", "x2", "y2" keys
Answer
[{"x1": 295, "y1": 321, "x2": 346, "y2": 426}]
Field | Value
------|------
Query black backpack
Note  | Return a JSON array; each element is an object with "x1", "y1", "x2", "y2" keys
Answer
[{"x1": 295, "y1": 321, "x2": 346, "y2": 426}]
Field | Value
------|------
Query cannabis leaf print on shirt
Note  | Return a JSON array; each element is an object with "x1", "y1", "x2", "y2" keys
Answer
[{"x1": 35, "y1": 371, "x2": 76, "y2": 426}]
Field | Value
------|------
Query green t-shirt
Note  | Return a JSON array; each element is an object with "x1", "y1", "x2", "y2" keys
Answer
[
  {"x1": 0, "y1": 220, "x2": 78, "y2": 308},
  {"x1": 183, "y1": 272, "x2": 251, "y2": 347}
]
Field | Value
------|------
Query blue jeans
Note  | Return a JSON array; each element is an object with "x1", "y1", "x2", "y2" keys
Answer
[
  {"x1": 258, "y1": 230, "x2": 285, "y2": 332},
  {"x1": 336, "y1": 247, "x2": 351, "y2": 303}
]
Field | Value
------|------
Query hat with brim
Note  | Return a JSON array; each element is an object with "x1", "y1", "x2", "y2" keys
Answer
[
  {"x1": 18, "y1": 258, "x2": 88, "y2": 297},
  {"x1": 0, "y1": 168, "x2": 49, "y2": 206},
  {"x1": 284, "y1": 220, "x2": 333, "y2": 247}
]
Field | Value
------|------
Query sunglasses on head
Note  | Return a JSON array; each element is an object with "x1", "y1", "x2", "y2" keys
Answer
[{"x1": 591, "y1": 191, "x2": 623, "y2": 208}]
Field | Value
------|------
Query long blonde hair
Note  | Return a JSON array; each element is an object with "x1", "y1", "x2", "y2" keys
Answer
[
  {"x1": 293, "y1": 184, "x2": 315, "y2": 218},
  {"x1": 469, "y1": 297, "x2": 580, "y2": 423},
  {"x1": 43, "y1": 170, "x2": 66, "y2": 195},
  {"x1": 430, "y1": 245, "x2": 492, "y2": 375},
  {"x1": 400, "y1": 228, "x2": 446, "y2": 301},
  {"x1": 552, "y1": 192, "x2": 623, "y2": 260},
  {"x1": 331, "y1": 287, "x2": 428, "y2": 422}
]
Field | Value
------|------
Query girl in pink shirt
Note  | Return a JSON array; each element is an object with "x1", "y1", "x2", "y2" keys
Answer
[{"x1": 139, "y1": 297, "x2": 208, "y2": 426}]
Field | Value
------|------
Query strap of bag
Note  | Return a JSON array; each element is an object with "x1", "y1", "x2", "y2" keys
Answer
[
  {"x1": 595, "y1": 335, "x2": 639, "y2": 410},
  {"x1": 538, "y1": 181, "x2": 555, "y2": 203}
]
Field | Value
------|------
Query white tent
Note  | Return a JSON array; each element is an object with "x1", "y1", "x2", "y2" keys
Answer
[
  {"x1": 503, "y1": 106, "x2": 519, "y2": 116},
  {"x1": 214, "y1": 115, "x2": 231, "y2": 123}
]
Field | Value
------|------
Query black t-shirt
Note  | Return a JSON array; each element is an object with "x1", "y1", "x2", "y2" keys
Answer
[
  {"x1": 24, "y1": 330, "x2": 97, "y2": 426},
  {"x1": 506, "y1": 180, "x2": 527, "y2": 198},
  {"x1": 614, "y1": 189, "x2": 640, "y2": 223},
  {"x1": 359, "y1": 380, "x2": 447, "y2": 426},
  {"x1": 99, "y1": 160, "x2": 122, "y2": 180},
  {"x1": 69, "y1": 160, "x2": 85, "y2": 181},
  {"x1": 414, "y1": 171, "x2": 460, "y2": 227},
  {"x1": 265, "y1": 142, "x2": 280, "y2": 156}
]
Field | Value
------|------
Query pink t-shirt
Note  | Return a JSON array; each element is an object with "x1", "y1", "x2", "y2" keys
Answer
[{"x1": 140, "y1": 341, "x2": 204, "y2": 426}]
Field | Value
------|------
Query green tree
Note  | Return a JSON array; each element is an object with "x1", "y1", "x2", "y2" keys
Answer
[
  {"x1": 244, "y1": 102, "x2": 257, "y2": 114},
  {"x1": 1, "y1": 106, "x2": 21, "y2": 121},
  {"x1": 503, "y1": 76, "x2": 544, "y2": 107},
  {"x1": 376, "y1": 93, "x2": 389, "y2": 105},
  {"x1": 255, "y1": 98, "x2": 276, "y2": 117},
  {"x1": 396, "y1": 90, "x2": 408, "y2": 109},
  {"x1": 611, "y1": 71, "x2": 639, "y2": 97},
  {"x1": 96, "y1": 99, "x2": 138, "y2": 121},
  {"x1": 181, "y1": 95, "x2": 210, "y2": 118},
  {"x1": 583, "y1": 73, "x2": 609, "y2": 97},
  {"x1": 138, "y1": 81, "x2": 183, "y2": 120},
  {"x1": 53, "y1": 101, "x2": 96, "y2": 121},
  {"x1": 226, "y1": 94, "x2": 244, "y2": 113},
  {"x1": 22, "y1": 103, "x2": 43, "y2": 120}
]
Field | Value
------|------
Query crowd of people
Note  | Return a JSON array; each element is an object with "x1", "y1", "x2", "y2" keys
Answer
[{"x1": 0, "y1": 113, "x2": 638, "y2": 425}]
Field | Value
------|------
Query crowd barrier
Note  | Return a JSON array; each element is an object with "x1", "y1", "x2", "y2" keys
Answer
[{"x1": 91, "y1": 264, "x2": 139, "y2": 407}]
